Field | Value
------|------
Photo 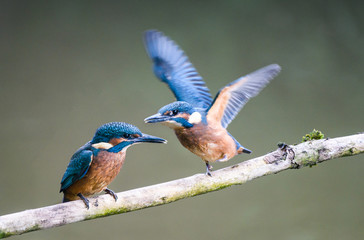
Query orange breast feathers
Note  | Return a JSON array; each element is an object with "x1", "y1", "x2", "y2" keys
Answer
[
  {"x1": 63, "y1": 151, "x2": 125, "y2": 200},
  {"x1": 174, "y1": 123, "x2": 238, "y2": 162}
]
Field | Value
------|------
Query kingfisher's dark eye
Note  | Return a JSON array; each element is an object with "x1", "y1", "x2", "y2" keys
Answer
[
  {"x1": 170, "y1": 110, "x2": 178, "y2": 116},
  {"x1": 123, "y1": 133, "x2": 131, "y2": 139}
]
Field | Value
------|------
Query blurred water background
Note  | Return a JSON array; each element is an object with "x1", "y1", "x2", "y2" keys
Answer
[{"x1": 0, "y1": 1, "x2": 363, "y2": 239}]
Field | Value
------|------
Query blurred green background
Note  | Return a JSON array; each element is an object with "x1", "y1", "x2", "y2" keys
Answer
[{"x1": 1, "y1": 0, "x2": 363, "y2": 239}]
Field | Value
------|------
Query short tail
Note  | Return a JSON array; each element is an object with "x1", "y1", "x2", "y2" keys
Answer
[{"x1": 238, "y1": 147, "x2": 252, "y2": 154}]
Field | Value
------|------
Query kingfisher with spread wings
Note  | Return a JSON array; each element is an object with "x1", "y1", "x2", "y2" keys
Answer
[{"x1": 143, "y1": 30, "x2": 281, "y2": 176}]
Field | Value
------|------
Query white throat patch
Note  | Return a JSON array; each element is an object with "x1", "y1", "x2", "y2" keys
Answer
[{"x1": 188, "y1": 112, "x2": 202, "y2": 124}]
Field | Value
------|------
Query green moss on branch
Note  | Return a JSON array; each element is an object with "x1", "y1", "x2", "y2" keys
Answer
[{"x1": 302, "y1": 129, "x2": 324, "y2": 142}]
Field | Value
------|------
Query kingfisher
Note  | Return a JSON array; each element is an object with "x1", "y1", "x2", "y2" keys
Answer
[
  {"x1": 60, "y1": 122, "x2": 166, "y2": 209},
  {"x1": 143, "y1": 30, "x2": 281, "y2": 176}
]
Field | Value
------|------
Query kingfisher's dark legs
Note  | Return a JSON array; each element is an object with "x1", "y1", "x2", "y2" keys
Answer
[
  {"x1": 205, "y1": 162, "x2": 213, "y2": 177},
  {"x1": 105, "y1": 188, "x2": 118, "y2": 201},
  {"x1": 77, "y1": 193, "x2": 90, "y2": 209}
]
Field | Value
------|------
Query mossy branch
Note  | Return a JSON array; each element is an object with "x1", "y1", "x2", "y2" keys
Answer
[{"x1": 1, "y1": 133, "x2": 363, "y2": 238}]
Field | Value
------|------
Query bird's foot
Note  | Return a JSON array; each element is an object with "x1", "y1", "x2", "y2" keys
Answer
[
  {"x1": 263, "y1": 142, "x2": 295, "y2": 165},
  {"x1": 77, "y1": 193, "x2": 90, "y2": 209},
  {"x1": 205, "y1": 162, "x2": 213, "y2": 177},
  {"x1": 105, "y1": 188, "x2": 118, "y2": 202}
]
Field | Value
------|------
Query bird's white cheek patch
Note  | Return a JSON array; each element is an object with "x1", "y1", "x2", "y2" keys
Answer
[
  {"x1": 92, "y1": 142, "x2": 114, "y2": 149},
  {"x1": 188, "y1": 112, "x2": 202, "y2": 124}
]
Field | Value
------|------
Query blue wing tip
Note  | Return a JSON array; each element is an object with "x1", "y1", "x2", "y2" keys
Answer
[
  {"x1": 144, "y1": 29, "x2": 160, "y2": 38},
  {"x1": 265, "y1": 64, "x2": 282, "y2": 74},
  {"x1": 249, "y1": 63, "x2": 281, "y2": 82}
]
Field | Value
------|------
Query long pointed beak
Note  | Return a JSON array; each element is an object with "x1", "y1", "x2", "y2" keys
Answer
[
  {"x1": 144, "y1": 113, "x2": 171, "y2": 123},
  {"x1": 133, "y1": 134, "x2": 167, "y2": 144}
]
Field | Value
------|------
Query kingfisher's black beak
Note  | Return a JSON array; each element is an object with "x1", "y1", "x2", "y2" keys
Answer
[
  {"x1": 133, "y1": 134, "x2": 167, "y2": 144},
  {"x1": 144, "y1": 113, "x2": 172, "y2": 123}
]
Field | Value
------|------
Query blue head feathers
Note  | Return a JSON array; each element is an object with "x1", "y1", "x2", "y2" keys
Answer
[
  {"x1": 92, "y1": 122, "x2": 142, "y2": 144},
  {"x1": 158, "y1": 101, "x2": 195, "y2": 115}
]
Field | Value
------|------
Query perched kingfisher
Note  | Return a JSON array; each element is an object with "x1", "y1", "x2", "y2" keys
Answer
[
  {"x1": 60, "y1": 122, "x2": 166, "y2": 209},
  {"x1": 143, "y1": 30, "x2": 281, "y2": 176}
]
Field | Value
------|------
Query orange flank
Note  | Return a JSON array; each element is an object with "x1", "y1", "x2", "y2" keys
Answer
[{"x1": 175, "y1": 123, "x2": 237, "y2": 163}]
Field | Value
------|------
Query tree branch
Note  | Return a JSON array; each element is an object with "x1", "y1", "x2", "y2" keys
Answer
[{"x1": 1, "y1": 133, "x2": 363, "y2": 238}]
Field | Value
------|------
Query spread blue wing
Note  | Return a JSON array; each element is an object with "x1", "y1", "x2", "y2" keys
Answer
[
  {"x1": 144, "y1": 30, "x2": 213, "y2": 108},
  {"x1": 207, "y1": 64, "x2": 281, "y2": 128},
  {"x1": 60, "y1": 143, "x2": 93, "y2": 192}
]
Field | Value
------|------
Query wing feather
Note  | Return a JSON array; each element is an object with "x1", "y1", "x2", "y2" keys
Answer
[
  {"x1": 207, "y1": 64, "x2": 281, "y2": 128},
  {"x1": 144, "y1": 30, "x2": 213, "y2": 108},
  {"x1": 60, "y1": 143, "x2": 93, "y2": 192}
]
